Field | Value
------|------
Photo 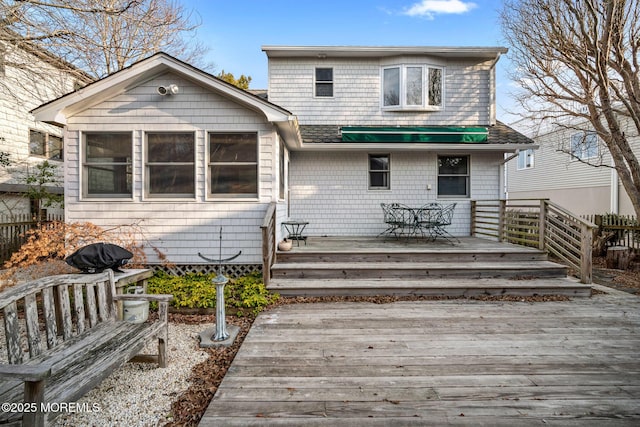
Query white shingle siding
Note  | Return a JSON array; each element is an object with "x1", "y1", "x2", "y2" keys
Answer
[
  {"x1": 289, "y1": 151, "x2": 501, "y2": 237},
  {"x1": 0, "y1": 41, "x2": 78, "y2": 216},
  {"x1": 268, "y1": 57, "x2": 494, "y2": 126},
  {"x1": 506, "y1": 118, "x2": 640, "y2": 215},
  {"x1": 64, "y1": 72, "x2": 280, "y2": 264}
]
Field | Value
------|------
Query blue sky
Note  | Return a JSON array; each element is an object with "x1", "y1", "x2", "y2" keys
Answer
[{"x1": 182, "y1": 0, "x2": 519, "y2": 123}]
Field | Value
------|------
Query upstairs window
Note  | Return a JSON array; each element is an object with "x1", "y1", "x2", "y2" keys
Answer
[
  {"x1": 517, "y1": 149, "x2": 534, "y2": 170},
  {"x1": 382, "y1": 65, "x2": 443, "y2": 110},
  {"x1": 570, "y1": 131, "x2": 598, "y2": 160},
  {"x1": 315, "y1": 67, "x2": 333, "y2": 97},
  {"x1": 29, "y1": 129, "x2": 63, "y2": 160},
  {"x1": 145, "y1": 132, "x2": 195, "y2": 198},
  {"x1": 369, "y1": 154, "x2": 390, "y2": 190}
]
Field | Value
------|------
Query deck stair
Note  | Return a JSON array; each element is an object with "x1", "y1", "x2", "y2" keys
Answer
[{"x1": 268, "y1": 237, "x2": 591, "y2": 297}]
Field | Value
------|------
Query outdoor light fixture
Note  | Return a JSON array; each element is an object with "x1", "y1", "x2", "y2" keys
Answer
[{"x1": 157, "y1": 84, "x2": 179, "y2": 95}]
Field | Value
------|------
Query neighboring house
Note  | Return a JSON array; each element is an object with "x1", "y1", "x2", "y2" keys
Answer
[
  {"x1": 506, "y1": 118, "x2": 640, "y2": 216},
  {"x1": 32, "y1": 47, "x2": 533, "y2": 269},
  {"x1": 0, "y1": 29, "x2": 91, "y2": 219}
]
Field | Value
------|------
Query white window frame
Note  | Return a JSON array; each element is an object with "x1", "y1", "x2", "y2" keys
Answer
[
  {"x1": 570, "y1": 131, "x2": 599, "y2": 161},
  {"x1": 517, "y1": 149, "x2": 534, "y2": 170},
  {"x1": 381, "y1": 64, "x2": 444, "y2": 111},
  {"x1": 81, "y1": 131, "x2": 133, "y2": 200},
  {"x1": 368, "y1": 153, "x2": 391, "y2": 190},
  {"x1": 208, "y1": 132, "x2": 259, "y2": 199},
  {"x1": 437, "y1": 155, "x2": 470, "y2": 198},
  {"x1": 144, "y1": 131, "x2": 196, "y2": 199},
  {"x1": 314, "y1": 67, "x2": 333, "y2": 98}
]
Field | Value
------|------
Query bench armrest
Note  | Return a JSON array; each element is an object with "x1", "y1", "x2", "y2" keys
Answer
[
  {"x1": 0, "y1": 364, "x2": 51, "y2": 382},
  {"x1": 113, "y1": 293, "x2": 173, "y2": 303}
]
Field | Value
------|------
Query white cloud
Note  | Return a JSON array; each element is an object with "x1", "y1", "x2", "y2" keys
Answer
[{"x1": 403, "y1": 0, "x2": 477, "y2": 19}]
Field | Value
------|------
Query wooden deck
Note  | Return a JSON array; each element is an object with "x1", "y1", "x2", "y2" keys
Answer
[
  {"x1": 200, "y1": 291, "x2": 640, "y2": 426},
  {"x1": 269, "y1": 237, "x2": 590, "y2": 297}
]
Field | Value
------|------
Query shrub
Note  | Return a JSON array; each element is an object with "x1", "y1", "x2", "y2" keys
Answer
[{"x1": 147, "y1": 270, "x2": 279, "y2": 316}]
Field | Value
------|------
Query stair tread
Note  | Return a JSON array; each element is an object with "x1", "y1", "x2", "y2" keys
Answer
[
  {"x1": 268, "y1": 277, "x2": 586, "y2": 289},
  {"x1": 272, "y1": 261, "x2": 566, "y2": 269}
]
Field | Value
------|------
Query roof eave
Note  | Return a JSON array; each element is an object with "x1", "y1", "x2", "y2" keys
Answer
[
  {"x1": 262, "y1": 45, "x2": 508, "y2": 60},
  {"x1": 289, "y1": 143, "x2": 537, "y2": 152},
  {"x1": 275, "y1": 117, "x2": 303, "y2": 149},
  {"x1": 32, "y1": 52, "x2": 295, "y2": 126}
]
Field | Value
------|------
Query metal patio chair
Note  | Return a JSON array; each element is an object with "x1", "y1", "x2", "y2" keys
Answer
[
  {"x1": 432, "y1": 203, "x2": 460, "y2": 244},
  {"x1": 415, "y1": 203, "x2": 441, "y2": 240}
]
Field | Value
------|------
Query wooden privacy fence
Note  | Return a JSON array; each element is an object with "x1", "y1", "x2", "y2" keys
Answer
[
  {"x1": 0, "y1": 214, "x2": 63, "y2": 263},
  {"x1": 582, "y1": 214, "x2": 640, "y2": 251},
  {"x1": 471, "y1": 199, "x2": 596, "y2": 284}
]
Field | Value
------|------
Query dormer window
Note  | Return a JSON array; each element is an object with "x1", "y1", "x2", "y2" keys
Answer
[{"x1": 382, "y1": 65, "x2": 443, "y2": 110}]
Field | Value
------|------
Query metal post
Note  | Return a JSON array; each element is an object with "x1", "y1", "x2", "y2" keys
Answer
[
  {"x1": 212, "y1": 274, "x2": 229, "y2": 341},
  {"x1": 197, "y1": 227, "x2": 242, "y2": 348}
]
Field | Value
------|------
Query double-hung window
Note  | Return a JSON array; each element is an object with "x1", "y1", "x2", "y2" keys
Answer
[
  {"x1": 315, "y1": 67, "x2": 333, "y2": 97},
  {"x1": 209, "y1": 133, "x2": 258, "y2": 197},
  {"x1": 369, "y1": 154, "x2": 390, "y2": 190},
  {"x1": 146, "y1": 132, "x2": 195, "y2": 198},
  {"x1": 570, "y1": 131, "x2": 598, "y2": 160},
  {"x1": 382, "y1": 65, "x2": 443, "y2": 110},
  {"x1": 438, "y1": 155, "x2": 469, "y2": 198},
  {"x1": 517, "y1": 149, "x2": 534, "y2": 170},
  {"x1": 83, "y1": 132, "x2": 132, "y2": 198},
  {"x1": 30, "y1": 129, "x2": 63, "y2": 160}
]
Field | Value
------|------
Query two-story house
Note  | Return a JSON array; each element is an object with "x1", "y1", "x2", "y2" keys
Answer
[
  {"x1": 32, "y1": 47, "x2": 533, "y2": 270},
  {"x1": 0, "y1": 29, "x2": 91, "y2": 219},
  {"x1": 506, "y1": 118, "x2": 639, "y2": 216}
]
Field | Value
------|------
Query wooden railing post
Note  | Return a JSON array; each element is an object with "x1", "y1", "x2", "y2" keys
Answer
[
  {"x1": 580, "y1": 224, "x2": 593, "y2": 284},
  {"x1": 539, "y1": 199, "x2": 547, "y2": 251},
  {"x1": 470, "y1": 200, "x2": 477, "y2": 236},
  {"x1": 260, "y1": 202, "x2": 277, "y2": 287},
  {"x1": 498, "y1": 200, "x2": 506, "y2": 242}
]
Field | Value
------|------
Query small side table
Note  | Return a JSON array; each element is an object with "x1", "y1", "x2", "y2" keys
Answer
[{"x1": 282, "y1": 220, "x2": 309, "y2": 246}]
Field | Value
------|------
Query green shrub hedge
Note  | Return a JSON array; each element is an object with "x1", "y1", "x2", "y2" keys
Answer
[{"x1": 147, "y1": 270, "x2": 279, "y2": 315}]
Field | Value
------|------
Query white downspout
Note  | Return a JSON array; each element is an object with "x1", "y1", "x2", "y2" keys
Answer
[{"x1": 610, "y1": 167, "x2": 619, "y2": 214}]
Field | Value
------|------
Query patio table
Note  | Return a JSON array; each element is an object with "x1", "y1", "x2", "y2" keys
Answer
[
  {"x1": 282, "y1": 220, "x2": 309, "y2": 246},
  {"x1": 380, "y1": 203, "x2": 458, "y2": 244}
]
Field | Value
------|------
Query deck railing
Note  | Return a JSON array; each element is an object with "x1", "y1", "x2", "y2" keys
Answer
[
  {"x1": 471, "y1": 199, "x2": 596, "y2": 284},
  {"x1": 260, "y1": 202, "x2": 277, "y2": 287}
]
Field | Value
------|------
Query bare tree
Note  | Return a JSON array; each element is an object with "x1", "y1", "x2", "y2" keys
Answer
[
  {"x1": 1, "y1": 0, "x2": 209, "y2": 79},
  {"x1": 501, "y1": 0, "x2": 640, "y2": 218}
]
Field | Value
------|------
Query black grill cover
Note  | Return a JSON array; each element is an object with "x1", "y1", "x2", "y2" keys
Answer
[{"x1": 65, "y1": 243, "x2": 133, "y2": 273}]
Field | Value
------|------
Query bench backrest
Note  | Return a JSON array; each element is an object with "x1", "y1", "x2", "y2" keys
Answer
[{"x1": 0, "y1": 270, "x2": 116, "y2": 364}]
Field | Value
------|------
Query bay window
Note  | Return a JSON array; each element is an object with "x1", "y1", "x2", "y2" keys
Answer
[{"x1": 382, "y1": 64, "x2": 443, "y2": 110}]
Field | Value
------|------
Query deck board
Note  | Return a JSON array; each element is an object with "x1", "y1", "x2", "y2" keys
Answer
[{"x1": 200, "y1": 292, "x2": 640, "y2": 426}]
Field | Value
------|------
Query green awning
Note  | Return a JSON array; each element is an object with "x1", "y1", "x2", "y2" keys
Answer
[{"x1": 341, "y1": 126, "x2": 488, "y2": 143}]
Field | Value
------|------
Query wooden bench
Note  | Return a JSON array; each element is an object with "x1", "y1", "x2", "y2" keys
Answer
[{"x1": 0, "y1": 270, "x2": 172, "y2": 426}]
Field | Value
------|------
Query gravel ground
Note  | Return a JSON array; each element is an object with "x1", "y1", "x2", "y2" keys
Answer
[{"x1": 53, "y1": 322, "x2": 210, "y2": 427}]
